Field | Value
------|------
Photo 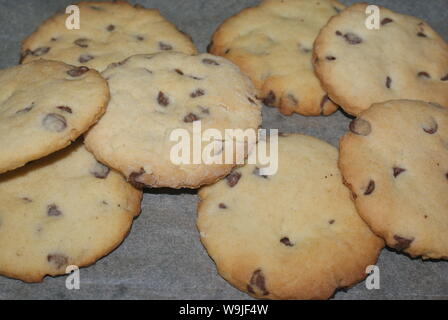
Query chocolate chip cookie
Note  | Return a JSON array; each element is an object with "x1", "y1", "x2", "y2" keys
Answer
[
  {"x1": 0, "y1": 60, "x2": 109, "y2": 174},
  {"x1": 198, "y1": 134, "x2": 383, "y2": 299},
  {"x1": 0, "y1": 142, "x2": 142, "y2": 282},
  {"x1": 84, "y1": 52, "x2": 262, "y2": 189},
  {"x1": 209, "y1": 0, "x2": 344, "y2": 116},
  {"x1": 339, "y1": 100, "x2": 448, "y2": 259},
  {"x1": 21, "y1": 1, "x2": 197, "y2": 71},
  {"x1": 313, "y1": 3, "x2": 448, "y2": 116}
]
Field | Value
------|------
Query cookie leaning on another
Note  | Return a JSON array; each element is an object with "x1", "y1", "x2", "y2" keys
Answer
[
  {"x1": 339, "y1": 100, "x2": 448, "y2": 259},
  {"x1": 313, "y1": 3, "x2": 448, "y2": 116},
  {"x1": 85, "y1": 52, "x2": 262, "y2": 189},
  {"x1": 198, "y1": 134, "x2": 383, "y2": 299},
  {"x1": 209, "y1": 0, "x2": 344, "y2": 116},
  {"x1": 0, "y1": 60, "x2": 109, "y2": 174},
  {"x1": 21, "y1": 1, "x2": 197, "y2": 71},
  {"x1": 0, "y1": 142, "x2": 142, "y2": 283}
]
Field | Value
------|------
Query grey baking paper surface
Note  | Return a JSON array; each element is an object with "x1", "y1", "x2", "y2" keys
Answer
[{"x1": 0, "y1": 0, "x2": 447, "y2": 300}]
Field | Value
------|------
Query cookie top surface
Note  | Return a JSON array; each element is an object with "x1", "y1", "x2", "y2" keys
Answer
[
  {"x1": 0, "y1": 142, "x2": 142, "y2": 282},
  {"x1": 339, "y1": 100, "x2": 448, "y2": 259},
  {"x1": 21, "y1": 1, "x2": 197, "y2": 71},
  {"x1": 209, "y1": 0, "x2": 344, "y2": 116},
  {"x1": 313, "y1": 3, "x2": 448, "y2": 116},
  {"x1": 0, "y1": 60, "x2": 109, "y2": 174},
  {"x1": 84, "y1": 52, "x2": 262, "y2": 189},
  {"x1": 198, "y1": 134, "x2": 383, "y2": 299}
]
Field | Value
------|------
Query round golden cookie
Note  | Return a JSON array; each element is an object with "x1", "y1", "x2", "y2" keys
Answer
[
  {"x1": 0, "y1": 60, "x2": 109, "y2": 174},
  {"x1": 209, "y1": 0, "x2": 344, "y2": 116},
  {"x1": 21, "y1": 1, "x2": 197, "y2": 71},
  {"x1": 313, "y1": 3, "x2": 448, "y2": 116},
  {"x1": 0, "y1": 142, "x2": 142, "y2": 282},
  {"x1": 339, "y1": 100, "x2": 448, "y2": 259},
  {"x1": 198, "y1": 134, "x2": 383, "y2": 299},
  {"x1": 84, "y1": 52, "x2": 262, "y2": 189}
]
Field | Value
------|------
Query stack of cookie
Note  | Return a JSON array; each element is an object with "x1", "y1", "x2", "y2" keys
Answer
[{"x1": 0, "y1": 0, "x2": 447, "y2": 300}]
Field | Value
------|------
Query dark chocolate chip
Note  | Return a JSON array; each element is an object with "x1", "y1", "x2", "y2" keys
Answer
[
  {"x1": 67, "y1": 66, "x2": 89, "y2": 77},
  {"x1": 42, "y1": 113, "x2": 67, "y2": 132},
  {"x1": 441, "y1": 74, "x2": 448, "y2": 81},
  {"x1": 418, "y1": 71, "x2": 430, "y2": 79},
  {"x1": 47, "y1": 204, "x2": 62, "y2": 217},
  {"x1": 202, "y1": 58, "x2": 219, "y2": 66},
  {"x1": 381, "y1": 18, "x2": 393, "y2": 25},
  {"x1": 157, "y1": 91, "x2": 169, "y2": 107},
  {"x1": 329, "y1": 219, "x2": 335, "y2": 224},
  {"x1": 349, "y1": 118, "x2": 371, "y2": 136},
  {"x1": 47, "y1": 254, "x2": 68, "y2": 269},
  {"x1": 219, "y1": 203, "x2": 227, "y2": 209},
  {"x1": 280, "y1": 237, "x2": 293, "y2": 246},
  {"x1": 74, "y1": 38, "x2": 89, "y2": 48},
  {"x1": 175, "y1": 69, "x2": 184, "y2": 75},
  {"x1": 262, "y1": 91, "x2": 276, "y2": 106},
  {"x1": 128, "y1": 168, "x2": 146, "y2": 189},
  {"x1": 417, "y1": 32, "x2": 427, "y2": 38},
  {"x1": 16, "y1": 103, "x2": 35, "y2": 114},
  {"x1": 136, "y1": 35, "x2": 145, "y2": 41},
  {"x1": 253, "y1": 167, "x2": 268, "y2": 179},
  {"x1": 226, "y1": 171, "x2": 241, "y2": 187},
  {"x1": 224, "y1": 48, "x2": 231, "y2": 54},
  {"x1": 247, "y1": 269, "x2": 269, "y2": 296},
  {"x1": 90, "y1": 161, "x2": 110, "y2": 179},
  {"x1": 393, "y1": 235, "x2": 414, "y2": 251},
  {"x1": 190, "y1": 89, "x2": 205, "y2": 98},
  {"x1": 159, "y1": 42, "x2": 173, "y2": 51},
  {"x1": 335, "y1": 30, "x2": 342, "y2": 36},
  {"x1": 393, "y1": 167, "x2": 406, "y2": 178},
  {"x1": 326, "y1": 55, "x2": 336, "y2": 61},
  {"x1": 386, "y1": 76, "x2": 392, "y2": 89},
  {"x1": 184, "y1": 113, "x2": 199, "y2": 123},
  {"x1": 79, "y1": 54, "x2": 94, "y2": 63},
  {"x1": 343, "y1": 33, "x2": 362, "y2": 44},
  {"x1": 107, "y1": 24, "x2": 115, "y2": 32},
  {"x1": 56, "y1": 106, "x2": 72, "y2": 113},
  {"x1": 364, "y1": 180, "x2": 375, "y2": 195}
]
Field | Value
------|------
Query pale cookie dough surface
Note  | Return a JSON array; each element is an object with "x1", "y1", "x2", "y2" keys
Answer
[
  {"x1": 0, "y1": 142, "x2": 142, "y2": 283},
  {"x1": 339, "y1": 100, "x2": 448, "y2": 259},
  {"x1": 209, "y1": 0, "x2": 344, "y2": 116},
  {"x1": 313, "y1": 3, "x2": 448, "y2": 116},
  {"x1": 84, "y1": 52, "x2": 262, "y2": 189},
  {"x1": 198, "y1": 134, "x2": 383, "y2": 299},
  {"x1": 0, "y1": 59, "x2": 109, "y2": 174},
  {"x1": 21, "y1": 1, "x2": 197, "y2": 71}
]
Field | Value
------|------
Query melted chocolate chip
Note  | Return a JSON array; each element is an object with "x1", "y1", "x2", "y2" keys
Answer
[
  {"x1": 226, "y1": 171, "x2": 241, "y2": 187},
  {"x1": 262, "y1": 91, "x2": 276, "y2": 106},
  {"x1": 157, "y1": 91, "x2": 169, "y2": 107},
  {"x1": 219, "y1": 203, "x2": 227, "y2": 209},
  {"x1": 441, "y1": 74, "x2": 448, "y2": 81},
  {"x1": 42, "y1": 113, "x2": 67, "y2": 132},
  {"x1": 418, "y1": 71, "x2": 430, "y2": 79},
  {"x1": 107, "y1": 24, "x2": 115, "y2": 32},
  {"x1": 247, "y1": 269, "x2": 269, "y2": 296},
  {"x1": 326, "y1": 56, "x2": 336, "y2": 61},
  {"x1": 253, "y1": 167, "x2": 268, "y2": 179},
  {"x1": 386, "y1": 76, "x2": 392, "y2": 88},
  {"x1": 128, "y1": 168, "x2": 146, "y2": 189},
  {"x1": 417, "y1": 32, "x2": 427, "y2": 38},
  {"x1": 47, "y1": 254, "x2": 68, "y2": 269},
  {"x1": 184, "y1": 113, "x2": 199, "y2": 123},
  {"x1": 56, "y1": 106, "x2": 72, "y2": 113},
  {"x1": 335, "y1": 30, "x2": 342, "y2": 36},
  {"x1": 329, "y1": 219, "x2": 335, "y2": 225},
  {"x1": 364, "y1": 180, "x2": 375, "y2": 195},
  {"x1": 67, "y1": 66, "x2": 89, "y2": 77},
  {"x1": 175, "y1": 69, "x2": 184, "y2": 75},
  {"x1": 393, "y1": 235, "x2": 414, "y2": 251},
  {"x1": 280, "y1": 237, "x2": 293, "y2": 246},
  {"x1": 90, "y1": 161, "x2": 110, "y2": 179},
  {"x1": 202, "y1": 58, "x2": 219, "y2": 66},
  {"x1": 393, "y1": 167, "x2": 406, "y2": 178},
  {"x1": 343, "y1": 33, "x2": 362, "y2": 44},
  {"x1": 16, "y1": 103, "x2": 35, "y2": 114},
  {"x1": 74, "y1": 38, "x2": 89, "y2": 48},
  {"x1": 349, "y1": 118, "x2": 371, "y2": 136},
  {"x1": 381, "y1": 18, "x2": 393, "y2": 25},
  {"x1": 159, "y1": 42, "x2": 173, "y2": 51},
  {"x1": 190, "y1": 89, "x2": 205, "y2": 98},
  {"x1": 79, "y1": 54, "x2": 94, "y2": 63},
  {"x1": 47, "y1": 204, "x2": 62, "y2": 217}
]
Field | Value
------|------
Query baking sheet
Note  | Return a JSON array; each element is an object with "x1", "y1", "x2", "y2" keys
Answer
[{"x1": 0, "y1": 0, "x2": 447, "y2": 300}]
